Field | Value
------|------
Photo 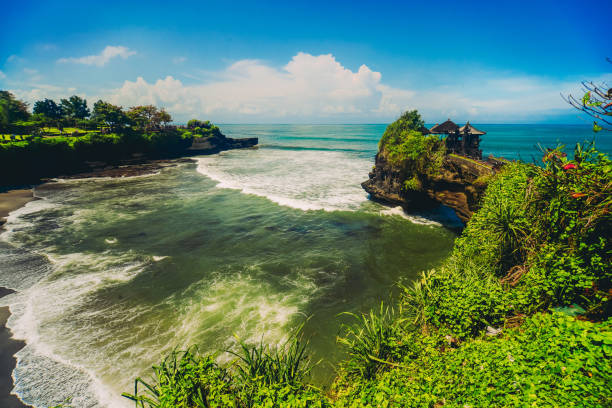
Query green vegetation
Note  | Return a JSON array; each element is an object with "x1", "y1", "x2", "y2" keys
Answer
[
  {"x1": 333, "y1": 312, "x2": 611, "y2": 407},
  {"x1": 123, "y1": 330, "x2": 330, "y2": 408},
  {"x1": 378, "y1": 110, "x2": 446, "y2": 191},
  {"x1": 0, "y1": 91, "x2": 227, "y2": 186},
  {"x1": 331, "y1": 140, "x2": 611, "y2": 406},
  {"x1": 123, "y1": 137, "x2": 610, "y2": 407},
  {"x1": 183, "y1": 119, "x2": 225, "y2": 139}
]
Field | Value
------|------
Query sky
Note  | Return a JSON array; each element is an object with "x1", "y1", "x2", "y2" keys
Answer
[{"x1": 1, "y1": 0, "x2": 610, "y2": 124}]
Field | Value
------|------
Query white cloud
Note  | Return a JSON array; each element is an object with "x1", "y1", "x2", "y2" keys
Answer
[
  {"x1": 6, "y1": 54, "x2": 24, "y2": 63},
  {"x1": 110, "y1": 53, "x2": 390, "y2": 121},
  {"x1": 58, "y1": 45, "x2": 136, "y2": 67},
  {"x1": 0, "y1": 70, "x2": 6, "y2": 80},
  {"x1": 108, "y1": 52, "x2": 591, "y2": 123},
  {"x1": 10, "y1": 52, "x2": 605, "y2": 123},
  {"x1": 10, "y1": 83, "x2": 71, "y2": 103},
  {"x1": 173, "y1": 56, "x2": 187, "y2": 64}
]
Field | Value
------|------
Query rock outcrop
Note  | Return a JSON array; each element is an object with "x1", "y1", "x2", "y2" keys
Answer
[
  {"x1": 189, "y1": 136, "x2": 258, "y2": 154},
  {"x1": 362, "y1": 152, "x2": 498, "y2": 223}
]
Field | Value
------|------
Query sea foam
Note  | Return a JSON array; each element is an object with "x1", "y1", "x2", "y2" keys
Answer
[{"x1": 196, "y1": 147, "x2": 371, "y2": 212}]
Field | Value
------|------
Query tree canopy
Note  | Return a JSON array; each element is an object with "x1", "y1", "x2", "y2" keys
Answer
[
  {"x1": 0, "y1": 91, "x2": 30, "y2": 129},
  {"x1": 127, "y1": 105, "x2": 172, "y2": 131},
  {"x1": 60, "y1": 95, "x2": 90, "y2": 120},
  {"x1": 92, "y1": 100, "x2": 130, "y2": 131},
  {"x1": 33, "y1": 98, "x2": 63, "y2": 120}
]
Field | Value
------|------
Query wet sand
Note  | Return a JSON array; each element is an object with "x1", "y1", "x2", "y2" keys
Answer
[
  {"x1": 0, "y1": 190, "x2": 35, "y2": 407},
  {"x1": 0, "y1": 289, "x2": 31, "y2": 408},
  {"x1": 0, "y1": 189, "x2": 34, "y2": 230}
]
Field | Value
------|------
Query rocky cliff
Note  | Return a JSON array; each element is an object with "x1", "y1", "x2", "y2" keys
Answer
[{"x1": 362, "y1": 152, "x2": 497, "y2": 222}]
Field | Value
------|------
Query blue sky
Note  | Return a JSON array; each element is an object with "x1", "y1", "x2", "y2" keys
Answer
[{"x1": 1, "y1": 0, "x2": 610, "y2": 123}]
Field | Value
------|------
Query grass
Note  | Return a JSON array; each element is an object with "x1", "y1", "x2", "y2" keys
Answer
[
  {"x1": 337, "y1": 303, "x2": 404, "y2": 380},
  {"x1": 122, "y1": 326, "x2": 329, "y2": 408}
]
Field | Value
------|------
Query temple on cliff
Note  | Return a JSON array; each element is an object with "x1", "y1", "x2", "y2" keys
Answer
[{"x1": 426, "y1": 119, "x2": 486, "y2": 160}]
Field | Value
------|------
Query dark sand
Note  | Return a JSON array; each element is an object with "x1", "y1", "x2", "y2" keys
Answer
[
  {"x1": 0, "y1": 191, "x2": 35, "y2": 407},
  {"x1": 0, "y1": 290, "x2": 31, "y2": 408},
  {"x1": 0, "y1": 189, "x2": 34, "y2": 229},
  {"x1": 0, "y1": 161, "x2": 192, "y2": 407}
]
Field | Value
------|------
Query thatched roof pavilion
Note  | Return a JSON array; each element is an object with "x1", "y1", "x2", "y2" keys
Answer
[
  {"x1": 429, "y1": 119, "x2": 459, "y2": 134},
  {"x1": 459, "y1": 121, "x2": 486, "y2": 135},
  {"x1": 427, "y1": 118, "x2": 485, "y2": 160}
]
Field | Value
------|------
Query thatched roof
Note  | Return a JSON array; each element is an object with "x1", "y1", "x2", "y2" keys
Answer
[
  {"x1": 419, "y1": 126, "x2": 430, "y2": 135},
  {"x1": 459, "y1": 121, "x2": 486, "y2": 135},
  {"x1": 429, "y1": 119, "x2": 459, "y2": 134}
]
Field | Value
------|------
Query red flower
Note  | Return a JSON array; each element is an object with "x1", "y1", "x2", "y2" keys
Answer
[{"x1": 563, "y1": 163, "x2": 577, "y2": 170}]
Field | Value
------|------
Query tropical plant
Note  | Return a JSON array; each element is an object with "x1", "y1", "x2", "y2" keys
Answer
[{"x1": 337, "y1": 303, "x2": 404, "y2": 379}]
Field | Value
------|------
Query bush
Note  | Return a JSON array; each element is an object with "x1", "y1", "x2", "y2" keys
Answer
[
  {"x1": 337, "y1": 303, "x2": 406, "y2": 379},
  {"x1": 124, "y1": 330, "x2": 331, "y2": 408},
  {"x1": 378, "y1": 111, "x2": 446, "y2": 189},
  {"x1": 333, "y1": 312, "x2": 612, "y2": 408},
  {"x1": 401, "y1": 143, "x2": 611, "y2": 340}
]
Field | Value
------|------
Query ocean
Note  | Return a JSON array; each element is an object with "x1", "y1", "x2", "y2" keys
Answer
[{"x1": 0, "y1": 124, "x2": 608, "y2": 407}]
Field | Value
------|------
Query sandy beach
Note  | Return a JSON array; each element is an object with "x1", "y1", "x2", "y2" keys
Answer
[
  {"x1": 0, "y1": 291, "x2": 31, "y2": 408},
  {"x1": 0, "y1": 189, "x2": 34, "y2": 230},
  {"x1": 0, "y1": 190, "x2": 35, "y2": 408}
]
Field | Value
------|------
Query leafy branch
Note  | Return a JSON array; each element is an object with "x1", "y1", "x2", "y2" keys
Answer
[{"x1": 562, "y1": 58, "x2": 612, "y2": 132}]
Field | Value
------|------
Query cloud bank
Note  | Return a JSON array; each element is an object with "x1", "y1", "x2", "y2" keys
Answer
[
  {"x1": 107, "y1": 52, "x2": 592, "y2": 123},
  {"x1": 7, "y1": 52, "x2": 604, "y2": 123},
  {"x1": 58, "y1": 45, "x2": 136, "y2": 67}
]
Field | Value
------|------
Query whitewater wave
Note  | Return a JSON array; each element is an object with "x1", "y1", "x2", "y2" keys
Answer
[
  {"x1": 2, "y1": 250, "x2": 146, "y2": 408},
  {"x1": 379, "y1": 206, "x2": 443, "y2": 227},
  {"x1": 379, "y1": 205, "x2": 464, "y2": 228},
  {"x1": 0, "y1": 195, "x2": 151, "y2": 407},
  {"x1": 196, "y1": 147, "x2": 371, "y2": 212}
]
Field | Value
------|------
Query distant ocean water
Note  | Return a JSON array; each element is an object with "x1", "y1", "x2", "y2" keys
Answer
[{"x1": 0, "y1": 123, "x2": 607, "y2": 407}]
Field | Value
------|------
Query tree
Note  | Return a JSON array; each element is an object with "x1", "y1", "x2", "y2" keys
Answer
[
  {"x1": 60, "y1": 95, "x2": 90, "y2": 120},
  {"x1": 127, "y1": 105, "x2": 172, "y2": 130},
  {"x1": 33, "y1": 99, "x2": 63, "y2": 120},
  {"x1": 563, "y1": 58, "x2": 612, "y2": 132},
  {"x1": 378, "y1": 110, "x2": 426, "y2": 148},
  {"x1": 127, "y1": 105, "x2": 157, "y2": 130},
  {"x1": 187, "y1": 119, "x2": 212, "y2": 129},
  {"x1": 155, "y1": 108, "x2": 172, "y2": 127},
  {"x1": 92, "y1": 100, "x2": 129, "y2": 132},
  {"x1": 33, "y1": 98, "x2": 63, "y2": 130},
  {"x1": 0, "y1": 91, "x2": 30, "y2": 130}
]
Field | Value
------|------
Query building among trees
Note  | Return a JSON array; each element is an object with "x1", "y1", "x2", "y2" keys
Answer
[{"x1": 427, "y1": 119, "x2": 486, "y2": 160}]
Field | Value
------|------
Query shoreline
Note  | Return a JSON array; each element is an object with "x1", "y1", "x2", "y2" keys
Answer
[
  {"x1": 0, "y1": 289, "x2": 31, "y2": 408},
  {"x1": 0, "y1": 191, "x2": 36, "y2": 407},
  {"x1": 0, "y1": 189, "x2": 35, "y2": 231},
  {"x1": 0, "y1": 158, "x2": 187, "y2": 408},
  {"x1": 57, "y1": 157, "x2": 196, "y2": 180}
]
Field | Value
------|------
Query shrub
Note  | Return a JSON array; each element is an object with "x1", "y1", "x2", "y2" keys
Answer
[
  {"x1": 378, "y1": 110, "x2": 446, "y2": 189},
  {"x1": 333, "y1": 312, "x2": 612, "y2": 408},
  {"x1": 337, "y1": 303, "x2": 406, "y2": 379},
  {"x1": 124, "y1": 329, "x2": 330, "y2": 408},
  {"x1": 394, "y1": 142, "x2": 611, "y2": 340}
]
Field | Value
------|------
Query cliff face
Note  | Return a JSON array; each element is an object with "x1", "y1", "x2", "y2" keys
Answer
[{"x1": 362, "y1": 152, "x2": 496, "y2": 222}]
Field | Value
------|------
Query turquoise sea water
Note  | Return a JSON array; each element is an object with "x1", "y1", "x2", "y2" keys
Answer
[{"x1": 0, "y1": 124, "x2": 607, "y2": 407}]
